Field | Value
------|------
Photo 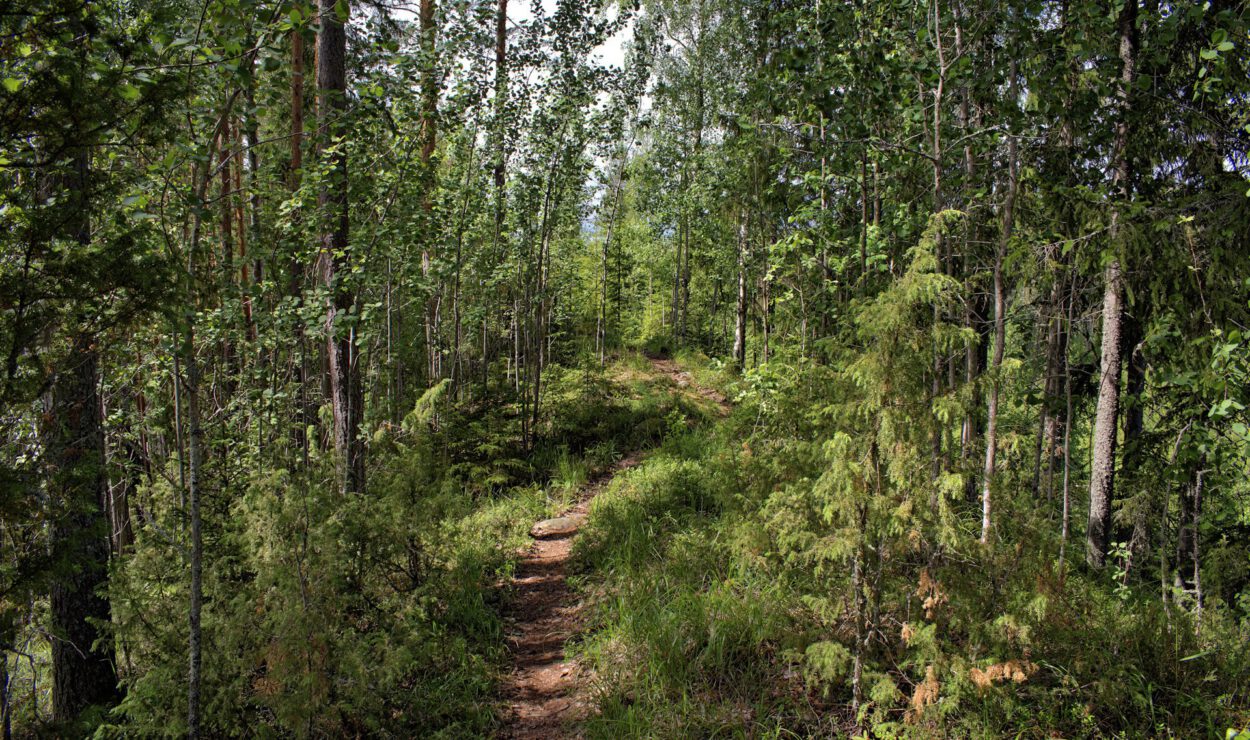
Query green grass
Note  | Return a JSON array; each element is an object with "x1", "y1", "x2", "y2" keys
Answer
[
  {"x1": 564, "y1": 354, "x2": 1250, "y2": 739},
  {"x1": 570, "y1": 399, "x2": 820, "y2": 737}
]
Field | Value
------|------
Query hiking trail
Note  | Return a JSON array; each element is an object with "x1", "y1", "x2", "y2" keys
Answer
[{"x1": 496, "y1": 358, "x2": 728, "y2": 738}]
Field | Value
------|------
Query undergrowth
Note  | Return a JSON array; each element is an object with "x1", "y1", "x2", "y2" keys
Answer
[
  {"x1": 571, "y1": 352, "x2": 1250, "y2": 739},
  {"x1": 90, "y1": 353, "x2": 689, "y2": 737}
]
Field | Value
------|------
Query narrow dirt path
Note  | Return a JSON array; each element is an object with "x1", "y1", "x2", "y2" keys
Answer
[
  {"x1": 496, "y1": 358, "x2": 729, "y2": 738},
  {"x1": 497, "y1": 451, "x2": 644, "y2": 739}
]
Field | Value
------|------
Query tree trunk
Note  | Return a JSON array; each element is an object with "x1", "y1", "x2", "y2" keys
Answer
[
  {"x1": 1, "y1": 647, "x2": 10, "y2": 740},
  {"x1": 107, "y1": 405, "x2": 138, "y2": 556},
  {"x1": 485, "y1": 0, "x2": 508, "y2": 397},
  {"x1": 928, "y1": 11, "x2": 947, "y2": 479},
  {"x1": 528, "y1": 138, "x2": 564, "y2": 443},
  {"x1": 183, "y1": 109, "x2": 228, "y2": 737},
  {"x1": 46, "y1": 334, "x2": 119, "y2": 725},
  {"x1": 1056, "y1": 271, "x2": 1077, "y2": 567},
  {"x1": 732, "y1": 215, "x2": 748, "y2": 369},
  {"x1": 671, "y1": 216, "x2": 683, "y2": 339},
  {"x1": 1174, "y1": 459, "x2": 1204, "y2": 613},
  {"x1": 980, "y1": 60, "x2": 1019, "y2": 545},
  {"x1": 1036, "y1": 271, "x2": 1070, "y2": 499},
  {"x1": 218, "y1": 118, "x2": 237, "y2": 386},
  {"x1": 419, "y1": 0, "x2": 440, "y2": 383},
  {"x1": 1174, "y1": 469, "x2": 1195, "y2": 594},
  {"x1": 243, "y1": 47, "x2": 263, "y2": 291},
  {"x1": 1038, "y1": 0, "x2": 1079, "y2": 502},
  {"x1": 316, "y1": 0, "x2": 364, "y2": 494},
  {"x1": 1087, "y1": 268, "x2": 1124, "y2": 569},
  {"x1": 449, "y1": 147, "x2": 475, "y2": 394},
  {"x1": 680, "y1": 227, "x2": 691, "y2": 345},
  {"x1": 1123, "y1": 313, "x2": 1149, "y2": 566},
  {"x1": 961, "y1": 279, "x2": 990, "y2": 499},
  {"x1": 236, "y1": 77, "x2": 258, "y2": 345},
  {"x1": 185, "y1": 328, "x2": 204, "y2": 739},
  {"x1": 289, "y1": 27, "x2": 311, "y2": 459},
  {"x1": 762, "y1": 272, "x2": 771, "y2": 363},
  {"x1": 1087, "y1": 0, "x2": 1138, "y2": 568},
  {"x1": 598, "y1": 152, "x2": 626, "y2": 365},
  {"x1": 45, "y1": 133, "x2": 119, "y2": 725},
  {"x1": 859, "y1": 149, "x2": 869, "y2": 287},
  {"x1": 955, "y1": 14, "x2": 981, "y2": 492},
  {"x1": 849, "y1": 464, "x2": 872, "y2": 717},
  {"x1": 1193, "y1": 467, "x2": 1204, "y2": 619}
]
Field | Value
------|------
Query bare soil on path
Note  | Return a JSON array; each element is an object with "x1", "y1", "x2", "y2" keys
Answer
[
  {"x1": 495, "y1": 451, "x2": 643, "y2": 739},
  {"x1": 496, "y1": 358, "x2": 729, "y2": 739}
]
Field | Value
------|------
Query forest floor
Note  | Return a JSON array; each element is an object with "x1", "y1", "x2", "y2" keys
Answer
[{"x1": 496, "y1": 357, "x2": 728, "y2": 738}]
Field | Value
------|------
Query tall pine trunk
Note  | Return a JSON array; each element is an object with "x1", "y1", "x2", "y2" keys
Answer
[
  {"x1": 47, "y1": 335, "x2": 119, "y2": 724},
  {"x1": 46, "y1": 136, "x2": 118, "y2": 726},
  {"x1": 419, "y1": 0, "x2": 440, "y2": 383},
  {"x1": 316, "y1": 0, "x2": 364, "y2": 494}
]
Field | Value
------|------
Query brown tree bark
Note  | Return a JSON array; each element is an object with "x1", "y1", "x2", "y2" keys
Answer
[
  {"x1": 46, "y1": 127, "x2": 119, "y2": 724},
  {"x1": 316, "y1": 0, "x2": 365, "y2": 494},
  {"x1": 1087, "y1": 0, "x2": 1138, "y2": 568},
  {"x1": 46, "y1": 333, "x2": 119, "y2": 724}
]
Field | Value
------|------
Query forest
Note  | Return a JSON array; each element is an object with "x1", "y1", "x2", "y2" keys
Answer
[{"x1": 1, "y1": 0, "x2": 1249, "y2": 736}]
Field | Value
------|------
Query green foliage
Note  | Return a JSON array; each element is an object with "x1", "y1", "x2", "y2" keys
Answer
[
  {"x1": 92, "y1": 354, "x2": 681, "y2": 736},
  {"x1": 572, "y1": 342, "x2": 1250, "y2": 737},
  {"x1": 3, "y1": 0, "x2": 1249, "y2": 734},
  {"x1": 108, "y1": 457, "x2": 538, "y2": 736}
]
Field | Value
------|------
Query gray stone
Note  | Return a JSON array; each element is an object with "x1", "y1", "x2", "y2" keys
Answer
[{"x1": 530, "y1": 514, "x2": 585, "y2": 538}]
